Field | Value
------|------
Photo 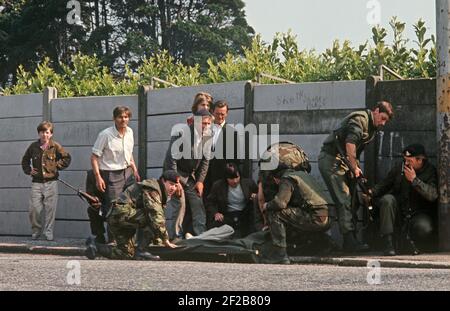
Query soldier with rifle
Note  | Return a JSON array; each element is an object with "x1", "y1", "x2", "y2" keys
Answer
[
  {"x1": 84, "y1": 170, "x2": 179, "y2": 260},
  {"x1": 371, "y1": 144, "x2": 438, "y2": 256},
  {"x1": 318, "y1": 101, "x2": 394, "y2": 252}
]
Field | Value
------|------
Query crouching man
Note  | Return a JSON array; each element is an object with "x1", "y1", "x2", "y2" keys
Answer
[
  {"x1": 261, "y1": 164, "x2": 333, "y2": 264},
  {"x1": 372, "y1": 144, "x2": 438, "y2": 256},
  {"x1": 85, "y1": 170, "x2": 179, "y2": 260}
]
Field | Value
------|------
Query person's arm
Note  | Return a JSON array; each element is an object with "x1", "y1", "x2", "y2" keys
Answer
[
  {"x1": 163, "y1": 134, "x2": 179, "y2": 172},
  {"x1": 142, "y1": 188, "x2": 173, "y2": 247},
  {"x1": 264, "y1": 179, "x2": 294, "y2": 211},
  {"x1": 404, "y1": 166, "x2": 438, "y2": 202},
  {"x1": 205, "y1": 182, "x2": 221, "y2": 220},
  {"x1": 21, "y1": 145, "x2": 33, "y2": 175},
  {"x1": 91, "y1": 154, "x2": 106, "y2": 193},
  {"x1": 129, "y1": 156, "x2": 141, "y2": 182},
  {"x1": 345, "y1": 143, "x2": 362, "y2": 178},
  {"x1": 343, "y1": 115, "x2": 366, "y2": 177},
  {"x1": 55, "y1": 143, "x2": 71, "y2": 170},
  {"x1": 194, "y1": 157, "x2": 209, "y2": 197}
]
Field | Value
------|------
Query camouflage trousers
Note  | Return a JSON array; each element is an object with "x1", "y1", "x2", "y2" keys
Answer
[
  {"x1": 318, "y1": 151, "x2": 355, "y2": 234},
  {"x1": 266, "y1": 206, "x2": 330, "y2": 248},
  {"x1": 104, "y1": 203, "x2": 153, "y2": 260}
]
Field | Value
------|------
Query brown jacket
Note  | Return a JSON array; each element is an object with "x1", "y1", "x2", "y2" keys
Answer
[{"x1": 22, "y1": 139, "x2": 71, "y2": 183}]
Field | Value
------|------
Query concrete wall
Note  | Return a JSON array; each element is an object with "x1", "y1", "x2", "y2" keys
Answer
[
  {"x1": 0, "y1": 78, "x2": 436, "y2": 239},
  {"x1": 145, "y1": 81, "x2": 247, "y2": 178},
  {"x1": 250, "y1": 80, "x2": 367, "y2": 243},
  {"x1": 250, "y1": 80, "x2": 367, "y2": 186},
  {"x1": 366, "y1": 78, "x2": 436, "y2": 183},
  {"x1": 0, "y1": 93, "x2": 43, "y2": 235},
  {"x1": 51, "y1": 95, "x2": 139, "y2": 238}
]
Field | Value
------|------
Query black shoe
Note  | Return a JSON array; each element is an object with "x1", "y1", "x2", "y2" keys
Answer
[
  {"x1": 343, "y1": 232, "x2": 370, "y2": 253},
  {"x1": 85, "y1": 237, "x2": 97, "y2": 260},
  {"x1": 260, "y1": 246, "x2": 290, "y2": 265},
  {"x1": 382, "y1": 234, "x2": 396, "y2": 256},
  {"x1": 134, "y1": 250, "x2": 160, "y2": 261}
]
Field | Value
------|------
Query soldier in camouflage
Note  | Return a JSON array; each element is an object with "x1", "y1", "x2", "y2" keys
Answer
[
  {"x1": 318, "y1": 101, "x2": 394, "y2": 252},
  {"x1": 371, "y1": 144, "x2": 438, "y2": 256},
  {"x1": 260, "y1": 164, "x2": 333, "y2": 264},
  {"x1": 85, "y1": 170, "x2": 180, "y2": 260}
]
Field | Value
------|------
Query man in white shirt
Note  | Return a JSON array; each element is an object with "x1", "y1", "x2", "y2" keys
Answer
[{"x1": 89, "y1": 106, "x2": 140, "y2": 243}]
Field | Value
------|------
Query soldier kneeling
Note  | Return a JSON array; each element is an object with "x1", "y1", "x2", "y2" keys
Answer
[
  {"x1": 371, "y1": 144, "x2": 438, "y2": 256},
  {"x1": 85, "y1": 170, "x2": 179, "y2": 260},
  {"x1": 260, "y1": 164, "x2": 334, "y2": 264}
]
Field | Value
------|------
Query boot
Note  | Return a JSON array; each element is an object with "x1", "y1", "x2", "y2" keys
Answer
[
  {"x1": 96, "y1": 243, "x2": 113, "y2": 258},
  {"x1": 343, "y1": 231, "x2": 369, "y2": 253},
  {"x1": 85, "y1": 237, "x2": 97, "y2": 260},
  {"x1": 134, "y1": 249, "x2": 160, "y2": 261},
  {"x1": 260, "y1": 246, "x2": 290, "y2": 265},
  {"x1": 382, "y1": 234, "x2": 396, "y2": 256}
]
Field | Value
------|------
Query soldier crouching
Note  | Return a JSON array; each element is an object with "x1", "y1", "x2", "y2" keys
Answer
[
  {"x1": 260, "y1": 164, "x2": 333, "y2": 264},
  {"x1": 85, "y1": 170, "x2": 180, "y2": 260}
]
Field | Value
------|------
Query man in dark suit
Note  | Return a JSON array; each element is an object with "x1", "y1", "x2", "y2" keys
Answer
[
  {"x1": 205, "y1": 163, "x2": 258, "y2": 238},
  {"x1": 163, "y1": 109, "x2": 212, "y2": 236},
  {"x1": 204, "y1": 100, "x2": 243, "y2": 197}
]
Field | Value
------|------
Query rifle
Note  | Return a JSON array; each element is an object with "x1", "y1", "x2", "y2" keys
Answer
[
  {"x1": 57, "y1": 178, "x2": 101, "y2": 209},
  {"x1": 334, "y1": 136, "x2": 374, "y2": 223}
]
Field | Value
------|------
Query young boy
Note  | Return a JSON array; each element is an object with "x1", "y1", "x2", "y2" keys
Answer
[{"x1": 21, "y1": 121, "x2": 71, "y2": 240}]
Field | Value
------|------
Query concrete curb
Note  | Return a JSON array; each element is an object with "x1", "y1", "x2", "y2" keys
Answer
[
  {"x1": 0, "y1": 243, "x2": 85, "y2": 256},
  {"x1": 1, "y1": 243, "x2": 450, "y2": 269},
  {"x1": 290, "y1": 256, "x2": 450, "y2": 269}
]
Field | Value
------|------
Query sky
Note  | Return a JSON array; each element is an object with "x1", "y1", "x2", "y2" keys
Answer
[{"x1": 243, "y1": 0, "x2": 436, "y2": 52}]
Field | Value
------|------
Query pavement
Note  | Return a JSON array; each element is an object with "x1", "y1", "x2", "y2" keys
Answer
[{"x1": 1, "y1": 235, "x2": 450, "y2": 269}]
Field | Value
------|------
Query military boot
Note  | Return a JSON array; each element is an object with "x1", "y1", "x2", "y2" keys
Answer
[
  {"x1": 96, "y1": 243, "x2": 113, "y2": 259},
  {"x1": 85, "y1": 237, "x2": 97, "y2": 260},
  {"x1": 343, "y1": 231, "x2": 370, "y2": 253},
  {"x1": 260, "y1": 246, "x2": 290, "y2": 265},
  {"x1": 382, "y1": 234, "x2": 396, "y2": 256},
  {"x1": 134, "y1": 250, "x2": 160, "y2": 261}
]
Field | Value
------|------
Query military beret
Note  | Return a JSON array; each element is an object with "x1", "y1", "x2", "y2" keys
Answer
[
  {"x1": 162, "y1": 170, "x2": 181, "y2": 183},
  {"x1": 402, "y1": 144, "x2": 426, "y2": 157},
  {"x1": 193, "y1": 108, "x2": 212, "y2": 117}
]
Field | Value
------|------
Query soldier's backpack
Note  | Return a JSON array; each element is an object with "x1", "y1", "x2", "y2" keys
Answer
[{"x1": 259, "y1": 141, "x2": 311, "y2": 174}]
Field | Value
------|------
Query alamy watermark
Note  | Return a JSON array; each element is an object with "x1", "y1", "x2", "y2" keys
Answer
[
  {"x1": 366, "y1": 260, "x2": 382, "y2": 285},
  {"x1": 366, "y1": 0, "x2": 381, "y2": 26},
  {"x1": 66, "y1": 260, "x2": 81, "y2": 285},
  {"x1": 66, "y1": 0, "x2": 82, "y2": 26},
  {"x1": 170, "y1": 117, "x2": 280, "y2": 171}
]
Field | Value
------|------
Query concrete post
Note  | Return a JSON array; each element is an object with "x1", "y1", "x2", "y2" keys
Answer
[
  {"x1": 43, "y1": 87, "x2": 57, "y2": 121},
  {"x1": 436, "y1": 0, "x2": 450, "y2": 250},
  {"x1": 138, "y1": 85, "x2": 152, "y2": 180}
]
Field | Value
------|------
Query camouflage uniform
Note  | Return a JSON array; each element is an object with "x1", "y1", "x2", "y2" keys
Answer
[
  {"x1": 318, "y1": 110, "x2": 376, "y2": 234},
  {"x1": 104, "y1": 179, "x2": 170, "y2": 260},
  {"x1": 372, "y1": 161, "x2": 438, "y2": 249},
  {"x1": 266, "y1": 169, "x2": 332, "y2": 248}
]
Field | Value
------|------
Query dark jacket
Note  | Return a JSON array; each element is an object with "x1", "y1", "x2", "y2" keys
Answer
[
  {"x1": 21, "y1": 139, "x2": 71, "y2": 183},
  {"x1": 321, "y1": 109, "x2": 377, "y2": 158},
  {"x1": 372, "y1": 161, "x2": 438, "y2": 216},
  {"x1": 204, "y1": 123, "x2": 243, "y2": 192},
  {"x1": 163, "y1": 124, "x2": 209, "y2": 185},
  {"x1": 206, "y1": 178, "x2": 257, "y2": 217}
]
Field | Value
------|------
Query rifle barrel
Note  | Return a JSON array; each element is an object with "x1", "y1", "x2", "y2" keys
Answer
[{"x1": 57, "y1": 178, "x2": 79, "y2": 192}]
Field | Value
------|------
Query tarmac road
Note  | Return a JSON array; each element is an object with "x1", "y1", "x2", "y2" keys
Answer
[{"x1": 1, "y1": 253, "x2": 449, "y2": 291}]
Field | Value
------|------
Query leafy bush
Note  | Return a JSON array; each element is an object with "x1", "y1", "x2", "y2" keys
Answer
[{"x1": 3, "y1": 17, "x2": 436, "y2": 97}]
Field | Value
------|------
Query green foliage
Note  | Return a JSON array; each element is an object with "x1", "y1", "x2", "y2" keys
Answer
[{"x1": 3, "y1": 17, "x2": 437, "y2": 97}]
